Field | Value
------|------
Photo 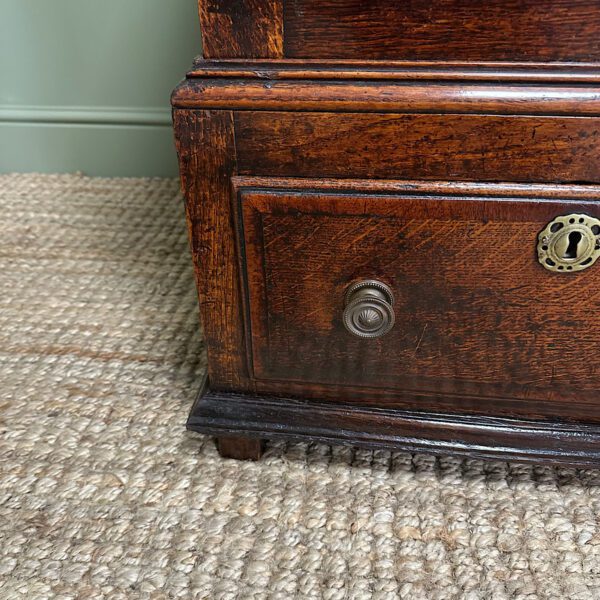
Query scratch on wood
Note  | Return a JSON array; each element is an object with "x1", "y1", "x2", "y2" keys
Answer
[{"x1": 415, "y1": 323, "x2": 429, "y2": 355}]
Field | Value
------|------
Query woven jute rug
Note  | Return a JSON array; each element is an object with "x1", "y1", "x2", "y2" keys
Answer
[{"x1": 1, "y1": 173, "x2": 600, "y2": 600}]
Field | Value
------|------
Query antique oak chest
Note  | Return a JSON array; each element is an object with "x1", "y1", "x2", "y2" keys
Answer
[{"x1": 172, "y1": 0, "x2": 600, "y2": 464}]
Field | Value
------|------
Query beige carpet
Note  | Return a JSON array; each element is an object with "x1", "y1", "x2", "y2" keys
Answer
[{"x1": 1, "y1": 173, "x2": 600, "y2": 600}]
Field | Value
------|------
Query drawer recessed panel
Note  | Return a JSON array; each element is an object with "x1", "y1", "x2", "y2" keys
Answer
[{"x1": 238, "y1": 184, "x2": 600, "y2": 414}]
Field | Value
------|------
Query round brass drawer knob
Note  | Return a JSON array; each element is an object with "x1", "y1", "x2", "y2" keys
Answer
[{"x1": 343, "y1": 280, "x2": 395, "y2": 338}]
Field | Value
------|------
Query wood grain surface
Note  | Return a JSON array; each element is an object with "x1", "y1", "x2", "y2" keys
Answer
[
  {"x1": 236, "y1": 186, "x2": 600, "y2": 418},
  {"x1": 189, "y1": 390, "x2": 600, "y2": 468},
  {"x1": 173, "y1": 110, "x2": 252, "y2": 389},
  {"x1": 178, "y1": 0, "x2": 600, "y2": 461},
  {"x1": 188, "y1": 58, "x2": 600, "y2": 83},
  {"x1": 172, "y1": 79, "x2": 600, "y2": 116},
  {"x1": 235, "y1": 112, "x2": 600, "y2": 183},
  {"x1": 283, "y1": 0, "x2": 600, "y2": 62},
  {"x1": 198, "y1": 0, "x2": 283, "y2": 58}
]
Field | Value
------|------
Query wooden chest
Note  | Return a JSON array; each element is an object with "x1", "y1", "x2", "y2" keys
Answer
[{"x1": 172, "y1": 0, "x2": 600, "y2": 464}]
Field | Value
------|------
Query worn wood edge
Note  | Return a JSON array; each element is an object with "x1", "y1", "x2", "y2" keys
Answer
[
  {"x1": 173, "y1": 109, "x2": 254, "y2": 389},
  {"x1": 232, "y1": 176, "x2": 600, "y2": 200},
  {"x1": 197, "y1": 0, "x2": 283, "y2": 59},
  {"x1": 186, "y1": 385, "x2": 600, "y2": 468},
  {"x1": 189, "y1": 58, "x2": 600, "y2": 83},
  {"x1": 171, "y1": 78, "x2": 600, "y2": 116}
]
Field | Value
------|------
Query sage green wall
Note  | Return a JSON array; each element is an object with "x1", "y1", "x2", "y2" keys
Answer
[{"x1": 0, "y1": 0, "x2": 201, "y2": 177}]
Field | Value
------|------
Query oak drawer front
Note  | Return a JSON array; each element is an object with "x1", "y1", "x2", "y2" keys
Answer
[
  {"x1": 235, "y1": 112, "x2": 600, "y2": 184},
  {"x1": 237, "y1": 183, "x2": 600, "y2": 416}
]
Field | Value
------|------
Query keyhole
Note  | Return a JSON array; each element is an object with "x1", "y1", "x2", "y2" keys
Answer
[{"x1": 564, "y1": 231, "x2": 583, "y2": 259}]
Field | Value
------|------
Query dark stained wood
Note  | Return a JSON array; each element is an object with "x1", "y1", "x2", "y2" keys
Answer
[
  {"x1": 172, "y1": 78, "x2": 600, "y2": 116},
  {"x1": 235, "y1": 184, "x2": 600, "y2": 420},
  {"x1": 283, "y1": 0, "x2": 600, "y2": 62},
  {"x1": 198, "y1": 0, "x2": 283, "y2": 58},
  {"x1": 176, "y1": 2, "x2": 600, "y2": 463},
  {"x1": 188, "y1": 389, "x2": 600, "y2": 468},
  {"x1": 235, "y1": 112, "x2": 600, "y2": 183},
  {"x1": 172, "y1": 110, "x2": 252, "y2": 390},
  {"x1": 188, "y1": 58, "x2": 600, "y2": 83},
  {"x1": 232, "y1": 176, "x2": 600, "y2": 201},
  {"x1": 216, "y1": 436, "x2": 265, "y2": 460}
]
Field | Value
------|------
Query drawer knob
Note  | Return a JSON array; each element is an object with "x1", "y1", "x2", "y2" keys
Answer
[
  {"x1": 538, "y1": 214, "x2": 600, "y2": 273},
  {"x1": 343, "y1": 280, "x2": 395, "y2": 338}
]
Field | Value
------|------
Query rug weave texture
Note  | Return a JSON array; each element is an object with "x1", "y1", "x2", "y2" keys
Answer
[{"x1": 1, "y1": 173, "x2": 600, "y2": 600}]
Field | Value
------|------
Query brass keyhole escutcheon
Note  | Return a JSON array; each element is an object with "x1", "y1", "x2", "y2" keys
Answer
[{"x1": 537, "y1": 214, "x2": 600, "y2": 273}]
